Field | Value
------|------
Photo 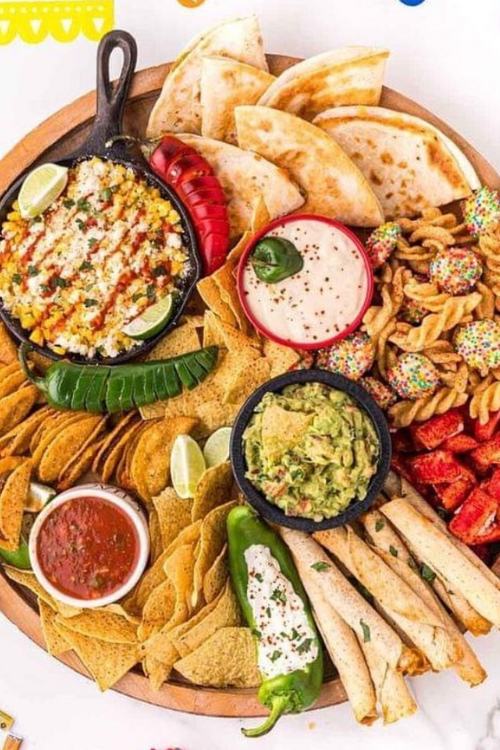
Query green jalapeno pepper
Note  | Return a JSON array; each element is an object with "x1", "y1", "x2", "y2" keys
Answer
[
  {"x1": 250, "y1": 237, "x2": 304, "y2": 284},
  {"x1": 19, "y1": 343, "x2": 218, "y2": 414},
  {"x1": 227, "y1": 505, "x2": 323, "y2": 737}
]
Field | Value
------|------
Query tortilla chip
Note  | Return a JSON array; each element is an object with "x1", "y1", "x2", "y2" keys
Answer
[
  {"x1": 261, "y1": 404, "x2": 313, "y2": 461},
  {"x1": 177, "y1": 134, "x2": 304, "y2": 238},
  {"x1": 91, "y1": 412, "x2": 138, "y2": 477},
  {"x1": 54, "y1": 623, "x2": 140, "y2": 691},
  {"x1": 39, "y1": 599, "x2": 70, "y2": 657},
  {"x1": 235, "y1": 105, "x2": 384, "y2": 227},
  {"x1": 55, "y1": 608, "x2": 138, "y2": 644},
  {"x1": 223, "y1": 356, "x2": 271, "y2": 404},
  {"x1": 0, "y1": 324, "x2": 17, "y2": 364},
  {"x1": 192, "y1": 500, "x2": 235, "y2": 608},
  {"x1": 147, "y1": 16, "x2": 267, "y2": 137},
  {"x1": 202, "y1": 312, "x2": 260, "y2": 355},
  {"x1": 37, "y1": 415, "x2": 104, "y2": 483},
  {"x1": 0, "y1": 368, "x2": 26, "y2": 400},
  {"x1": 177, "y1": 578, "x2": 242, "y2": 656},
  {"x1": 259, "y1": 47, "x2": 389, "y2": 119},
  {"x1": 0, "y1": 407, "x2": 54, "y2": 457},
  {"x1": 164, "y1": 542, "x2": 197, "y2": 623},
  {"x1": 57, "y1": 436, "x2": 106, "y2": 491},
  {"x1": 191, "y1": 462, "x2": 233, "y2": 522},
  {"x1": 263, "y1": 338, "x2": 301, "y2": 375},
  {"x1": 148, "y1": 509, "x2": 163, "y2": 563},
  {"x1": 152, "y1": 488, "x2": 193, "y2": 550},
  {"x1": 0, "y1": 459, "x2": 32, "y2": 551},
  {"x1": 0, "y1": 386, "x2": 38, "y2": 438},
  {"x1": 212, "y1": 260, "x2": 252, "y2": 333},
  {"x1": 31, "y1": 411, "x2": 89, "y2": 466},
  {"x1": 146, "y1": 323, "x2": 200, "y2": 360},
  {"x1": 130, "y1": 416, "x2": 198, "y2": 502},
  {"x1": 174, "y1": 627, "x2": 260, "y2": 688},
  {"x1": 138, "y1": 578, "x2": 176, "y2": 642},
  {"x1": 200, "y1": 57, "x2": 274, "y2": 144},
  {"x1": 165, "y1": 519, "x2": 202, "y2": 557},
  {"x1": 116, "y1": 422, "x2": 148, "y2": 491},
  {"x1": 197, "y1": 275, "x2": 237, "y2": 327},
  {"x1": 203, "y1": 543, "x2": 229, "y2": 604}
]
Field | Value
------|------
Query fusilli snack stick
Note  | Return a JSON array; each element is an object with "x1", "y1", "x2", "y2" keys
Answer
[
  {"x1": 469, "y1": 381, "x2": 500, "y2": 424},
  {"x1": 475, "y1": 281, "x2": 496, "y2": 320},
  {"x1": 374, "y1": 323, "x2": 397, "y2": 378},
  {"x1": 408, "y1": 225, "x2": 456, "y2": 247},
  {"x1": 389, "y1": 293, "x2": 482, "y2": 351},
  {"x1": 439, "y1": 363, "x2": 469, "y2": 391},
  {"x1": 477, "y1": 231, "x2": 500, "y2": 310},
  {"x1": 404, "y1": 281, "x2": 451, "y2": 312},
  {"x1": 363, "y1": 268, "x2": 408, "y2": 338},
  {"x1": 422, "y1": 340, "x2": 462, "y2": 368},
  {"x1": 389, "y1": 387, "x2": 468, "y2": 428},
  {"x1": 395, "y1": 239, "x2": 436, "y2": 263}
]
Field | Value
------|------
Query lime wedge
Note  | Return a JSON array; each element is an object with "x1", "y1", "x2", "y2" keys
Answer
[
  {"x1": 26, "y1": 481, "x2": 56, "y2": 512},
  {"x1": 203, "y1": 427, "x2": 232, "y2": 468},
  {"x1": 18, "y1": 163, "x2": 68, "y2": 219},
  {"x1": 171, "y1": 434, "x2": 206, "y2": 499},
  {"x1": 123, "y1": 294, "x2": 175, "y2": 340}
]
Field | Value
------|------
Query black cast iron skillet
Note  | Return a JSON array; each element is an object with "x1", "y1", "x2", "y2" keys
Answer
[
  {"x1": 0, "y1": 30, "x2": 201, "y2": 365},
  {"x1": 231, "y1": 369, "x2": 392, "y2": 532}
]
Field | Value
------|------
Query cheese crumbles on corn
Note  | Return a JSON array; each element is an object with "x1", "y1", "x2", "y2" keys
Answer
[{"x1": 0, "y1": 157, "x2": 190, "y2": 358}]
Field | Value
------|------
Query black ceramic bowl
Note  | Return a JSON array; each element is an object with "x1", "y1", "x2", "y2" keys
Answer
[{"x1": 230, "y1": 368, "x2": 392, "y2": 532}]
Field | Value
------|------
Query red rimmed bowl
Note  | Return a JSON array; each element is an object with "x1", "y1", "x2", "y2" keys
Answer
[{"x1": 236, "y1": 213, "x2": 374, "y2": 351}]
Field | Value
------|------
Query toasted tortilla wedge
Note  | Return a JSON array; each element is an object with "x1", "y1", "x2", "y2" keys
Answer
[
  {"x1": 258, "y1": 47, "x2": 389, "y2": 120},
  {"x1": 200, "y1": 57, "x2": 275, "y2": 144},
  {"x1": 176, "y1": 133, "x2": 304, "y2": 237},
  {"x1": 147, "y1": 16, "x2": 267, "y2": 137},
  {"x1": 235, "y1": 106, "x2": 383, "y2": 227},
  {"x1": 314, "y1": 106, "x2": 475, "y2": 219}
]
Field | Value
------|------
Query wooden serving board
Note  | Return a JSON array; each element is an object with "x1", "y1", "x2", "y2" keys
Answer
[{"x1": 0, "y1": 54, "x2": 499, "y2": 718}]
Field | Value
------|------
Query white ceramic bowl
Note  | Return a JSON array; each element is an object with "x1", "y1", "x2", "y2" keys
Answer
[{"x1": 29, "y1": 482, "x2": 150, "y2": 609}]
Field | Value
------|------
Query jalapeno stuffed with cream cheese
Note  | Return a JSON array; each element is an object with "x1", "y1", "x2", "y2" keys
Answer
[{"x1": 227, "y1": 505, "x2": 323, "y2": 737}]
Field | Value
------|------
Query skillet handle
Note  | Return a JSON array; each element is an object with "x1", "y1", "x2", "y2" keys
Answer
[{"x1": 86, "y1": 29, "x2": 138, "y2": 157}]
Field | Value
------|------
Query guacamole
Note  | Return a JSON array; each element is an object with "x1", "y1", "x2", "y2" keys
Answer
[{"x1": 243, "y1": 382, "x2": 379, "y2": 521}]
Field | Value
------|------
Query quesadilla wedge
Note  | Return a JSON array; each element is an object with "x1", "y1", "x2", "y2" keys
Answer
[
  {"x1": 147, "y1": 16, "x2": 268, "y2": 137},
  {"x1": 200, "y1": 57, "x2": 275, "y2": 144},
  {"x1": 235, "y1": 106, "x2": 384, "y2": 227},
  {"x1": 314, "y1": 106, "x2": 476, "y2": 219},
  {"x1": 176, "y1": 133, "x2": 304, "y2": 238},
  {"x1": 258, "y1": 47, "x2": 389, "y2": 120}
]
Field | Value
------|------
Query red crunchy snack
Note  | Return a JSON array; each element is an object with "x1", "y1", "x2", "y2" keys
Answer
[
  {"x1": 484, "y1": 468, "x2": 500, "y2": 501},
  {"x1": 449, "y1": 486, "x2": 499, "y2": 544},
  {"x1": 470, "y1": 433, "x2": 500, "y2": 473},
  {"x1": 441, "y1": 434, "x2": 479, "y2": 453},
  {"x1": 434, "y1": 477, "x2": 476, "y2": 511},
  {"x1": 409, "y1": 450, "x2": 467, "y2": 484},
  {"x1": 473, "y1": 411, "x2": 500, "y2": 442},
  {"x1": 412, "y1": 410, "x2": 464, "y2": 450}
]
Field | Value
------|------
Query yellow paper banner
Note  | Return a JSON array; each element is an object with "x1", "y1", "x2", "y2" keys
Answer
[{"x1": 0, "y1": 1, "x2": 114, "y2": 44}]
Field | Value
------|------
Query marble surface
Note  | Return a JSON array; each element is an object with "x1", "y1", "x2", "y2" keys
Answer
[{"x1": 1, "y1": 0, "x2": 500, "y2": 748}]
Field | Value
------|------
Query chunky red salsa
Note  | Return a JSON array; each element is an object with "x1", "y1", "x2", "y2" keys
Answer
[{"x1": 37, "y1": 497, "x2": 140, "y2": 600}]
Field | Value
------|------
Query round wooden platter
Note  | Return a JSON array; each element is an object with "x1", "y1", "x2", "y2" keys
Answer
[{"x1": 0, "y1": 53, "x2": 499, "y2": 718}]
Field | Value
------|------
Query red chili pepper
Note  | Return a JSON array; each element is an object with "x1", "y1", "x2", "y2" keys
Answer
[
  {"x1": 149, "y1": 136, "x2": 230, "y2": 275},
  {"x1": 449, "y1": 486, "x2": 500, "y2": 544}
]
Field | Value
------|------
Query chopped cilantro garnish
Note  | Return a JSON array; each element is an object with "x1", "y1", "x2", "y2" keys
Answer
[
  {"x1": 79, "y1": 261, "x2": 93, "y2": 271},
  {"x1": 40, "y1": 283, "x2": 50, "y2": 293},
  {"x1": 290, "y1": 628, "x2": 300, "y2": 641},
  {"x1": 420, "y1": 563, "x2": 436, "y2": 583},
  {"x1": 360, "y1": 619, "x2": 371, "y2": 643},
  {"x1": 75, "y1": 218, "x2": 86, "y2": 231},
  {"x1": 101, "y1": 188, "x2": 112, "y2": 202},
  {"x1": 389, "y1": 545, "x2": 399, "y2": 558},
  {"x1": 84, "y1": 298, "x2": 98, "y2": 308},
  {"x1": 297, "y1": 638, "x2": 313, "y2": 655},
  {"x1": 252, "y1": 628, "x2": 262, "y2": 640},
  {"x1": 146, "y1": 284, "x2": 156, "y2": 300},
  {"x1": 52, "y1": 277, "x2": 68, "y2": 289},
  {"x1": 132, "y1": 292, "x2": 143, "y2": 303},
  {"x1": 152, "y1": 265, "x2": 168, "y2": 278},
  {"x1": 270, "y1": 588, "x2": 287, "y2": 605},
  {"x1": 76, "y1": 198, "x2": 91, "y2": 212},
  {"x1": 87, "y1": 237, "x2": 98, "y2": 248},
  {"x1": 27, "y1": 265, "x2": 39, "y2": 277},
  {"x1": 269, "y1": 650, "x2": 282, "y2": 663},
  {"x1": 254, "y1": 572, "x2": 263, "y2": 583},
  {"x1": 63, "y1": 198, "x2": 75, "y2": 209},
  {"x1": 311, "y1": 561, "x2": 330, "y2": 572},
  {"x1": 265, "y1": 607, "x2": 271, "y2": 619},
  {"x1": 375, "y1": 519, "x2": 385, "y2": 532},
  {"x1": 11, "y1": 273, "x2": 22, "y2": 285}
]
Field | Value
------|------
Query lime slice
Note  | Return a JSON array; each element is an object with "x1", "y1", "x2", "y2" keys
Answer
[
  {"x1": 203, "y1": 427, "x2": 232, "y2": 468},
  {"x1": 123, "y1": 294, "x2": 175, "y2": 340},
  {"x1": 171, "y1": 434, "x2": 206, "y2": 499},
  {"x1": 26, "y1": 481, "x2": 56, "y2": 512},
  {"x1": 18, "y1": 163, "x2": 68, "y2": 219}
]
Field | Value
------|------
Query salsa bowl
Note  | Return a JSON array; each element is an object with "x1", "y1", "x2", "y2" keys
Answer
[
  {"x1": 231, "y1": 369, "x2": 392, "y2": 532},
  {"x1": 29, "y1": 483, "x2": 150, "y2": 609}
]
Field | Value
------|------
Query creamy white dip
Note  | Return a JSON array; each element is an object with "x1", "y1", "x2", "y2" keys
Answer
[
  {"x1": 244, "y1": 544, "x2": 318, "y2": 678},
  {"x1": 242, "y1": 218, "x2": 369, "y2": 346}
]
